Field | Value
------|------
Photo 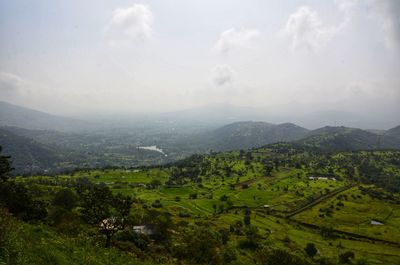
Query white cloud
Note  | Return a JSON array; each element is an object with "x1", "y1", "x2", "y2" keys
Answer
[
  {"x1": 283, "y1": 6, "x2": 338, "y2": 52},
  {"x1": 368, "y1": 0, "x2": 400, "y2": 49},
  {"x1": 334, "y1": 0, "x2": 400, "y2": 50},
  {"x1": 210, "y1": 64, "x2": 235, "y2": 86},
  {"x1": 214, "y1": 28, "x2": 260, "y2": 54},
  {"x1": 105, "y1": 4, "x2": 153, "y2": 45}
]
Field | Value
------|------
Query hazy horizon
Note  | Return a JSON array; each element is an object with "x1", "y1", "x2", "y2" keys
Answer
[{"x1": 1, "y1": 0, "x2": 399, "y2": 127}]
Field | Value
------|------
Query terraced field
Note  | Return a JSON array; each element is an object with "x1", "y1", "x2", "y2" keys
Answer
[{"x1": 13, "y1": 148, "x2": 400, "y2": 264}]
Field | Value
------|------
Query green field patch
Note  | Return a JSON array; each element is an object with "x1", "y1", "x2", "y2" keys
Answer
[{"x1": 293, "y1": 186, "x2": 400, "y2": 243}]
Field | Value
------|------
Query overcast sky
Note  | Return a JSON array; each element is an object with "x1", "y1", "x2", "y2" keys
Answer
[{"x1": 0, "y1": 0, "x2": 399, "y2": 124}]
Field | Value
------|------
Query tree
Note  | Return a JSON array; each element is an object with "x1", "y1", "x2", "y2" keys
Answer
[
  {"x1": 52, "y1": 188, "x2": 77, "y2": 211},
  {"x1": 304, "y1": 243, "x2": 318, "y2": 258},
  {"x1": 142, "y1": 209, "x2": 173, "y2": 242},
  {"x1": 244, "y1": 214, "x2": 251, "y2": 226},
  {"x1": 78, "y1": 184, "x2": 133, "y2": 247},
  {"x1": 79, "y1": 184, "x2": 113, "y2": 224},
  {"x1": 244, "y1": 208, "x2": 251, "y2": 226},
  {"x1": 0, "y1": 146, "x2": 13, "y2": 182},
  {"x1": 239, "y1": 225, "x2": 261, "y2": 249},
  {"x1": 148, "y1": 179, "x2": 162, "y2": 189},
  {"x1": 175, "y1": 226, "x2": 225, "y2": 264},
  {"x1": 0, "y1": 181, "x2": 47, "y2": 221}
]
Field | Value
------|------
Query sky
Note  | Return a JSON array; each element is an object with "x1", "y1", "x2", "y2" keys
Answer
[{"x1": 0, "y1": 0, "x2": 399, "y2": 126}]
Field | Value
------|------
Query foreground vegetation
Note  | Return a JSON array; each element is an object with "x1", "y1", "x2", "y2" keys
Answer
[{"x1": 1, "y1": 144, "x2": 400, "y2": 264}]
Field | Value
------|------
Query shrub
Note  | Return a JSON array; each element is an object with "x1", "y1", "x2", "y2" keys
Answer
[
  {"x1": 52, "y1": 188, "x2": 77, "y2": 210},
  {"x1": 339, "y1": 251, "x2": 355, "y2": 264},
  {"x1": 152, "y1": 200, "x2": 163, "y2": 208}
]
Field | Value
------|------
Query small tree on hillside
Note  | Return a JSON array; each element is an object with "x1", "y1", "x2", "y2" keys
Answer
[
  {"x1": 243, "y1": 207, "x2": 251, "y2": 226},
  {"x1": 304, "y1": 243, "x2": 318, "y2": 258},
  {"x1": 78, "y1": 184, "x2": 133, "y2": 247}
]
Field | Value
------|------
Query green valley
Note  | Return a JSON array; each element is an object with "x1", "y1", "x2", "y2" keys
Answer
[{"x1": 2, "y1": 143, "x2": 400, "y2": 265}]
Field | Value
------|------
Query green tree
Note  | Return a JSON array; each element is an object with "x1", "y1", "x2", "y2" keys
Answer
[
  {"x1": 142, "y1": 209, "x2": 172, "y2": 243},
  {"x1": 0, "y1": 182, "x2": 47, "y2": 221},
  {"x1": 79, "y1": 184, "x2": 113, "y2": 224},
  {"x1": 244, "y1": 208, "x2": 251, "y2": 226},
  {"x1": 175, "y1": 226, "x2": 225, "y2": 264},
  {"x1": 78, "y1": 184, "x2": 133, "y2": 247},
  {"x1": 304, "y1": 243, "x2": 318, "y2": 258},
  {"x1": 52, "y1": 188, "x2": 78, "y2": 211},
  {"x1": 0, "y1": 146, "x2": 13, "y2": 182}
]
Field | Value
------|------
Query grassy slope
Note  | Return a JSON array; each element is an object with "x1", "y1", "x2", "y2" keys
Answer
[
  {"x1": 14, "y1": 148, "x2": 400, "y2": 264},
  {"x1": 1, "y1": 222, "x2": 166, "y2": 265}
]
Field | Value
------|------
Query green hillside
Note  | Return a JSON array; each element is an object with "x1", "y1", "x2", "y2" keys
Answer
[
  {"x1": 2, "y1": 143, "x2": 400, "y2": 265},
  {"x1": 0, "y1": 128, "x2": 66, "y2": 174},
  {"x1": 298, "y1": 126, "x2": 400, "y2": 151}
]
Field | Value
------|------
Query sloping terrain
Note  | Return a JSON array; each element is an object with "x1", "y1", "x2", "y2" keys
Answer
[
  {"x1": 0, "y1": 128, "x2": 66, "y2": 174},
  {"x1": 298, "y1": 126, "x2": 400, "y2": 151},
  {"x1": 0, "y1": 101, "x2": 95, "y2": 131},
  {"x1": 197, "y1": 121, "x2": 309, "y2": 151}
]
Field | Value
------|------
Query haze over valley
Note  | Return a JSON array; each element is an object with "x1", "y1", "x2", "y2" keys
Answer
[{"x1": 1, "y1": 1, "x2": 400, "y2": 265}]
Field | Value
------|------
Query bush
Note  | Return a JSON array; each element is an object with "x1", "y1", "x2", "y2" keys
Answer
[
  {"x1": 152, "y1": 200, "x2": 163, "y2": 208},
  {"x1": 0, "y1": 208, "x2": 23, "y2": 264},
  {"x1": 52, "y1": 188, "x2": 77, "y2": 210},
  {"x1": 189, "y1": 193, "x2": 198, "y2": 199},
  {"x1": 256, "y1": 249, "x2": 311, "y2": 265},
  {"x1": 339, "y1": 251, "x2": 355, "y2": 264}
]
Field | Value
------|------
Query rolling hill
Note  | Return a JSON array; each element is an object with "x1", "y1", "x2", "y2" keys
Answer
[
  {"x1": 0, "y1": 128, "x2": 66, "y2": 174},
  {"x1": 196, "y1": 121, "x2": 309, "y2": 151},
  {"x1": 385, "y1": 125, "x2": 400, "y2": 141},
  {"x1": 297, "y1": 126, "x2": 400, "y2": 151}
]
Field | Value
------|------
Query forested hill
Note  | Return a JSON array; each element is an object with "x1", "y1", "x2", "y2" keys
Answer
[
  {"x1": 195, "y1": 121, "x2": 309, "y2": 151},
  {"x1": 296, "y1": 126, "x2": 400, "y2": 151},
  {"x1": 385, "y1": 125, "x2": 400, "y2": 141},
  {"x1": 0, "y1": 128, "x2": 65, "y2": 173}
]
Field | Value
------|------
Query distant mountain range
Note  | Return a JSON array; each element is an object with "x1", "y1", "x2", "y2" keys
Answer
[
  {"x1": 1, "y1": 101, "x2": 400, "y2": 174},
  {"x1": 0, "y1": 101, "x2": 97, "y2": 131}
]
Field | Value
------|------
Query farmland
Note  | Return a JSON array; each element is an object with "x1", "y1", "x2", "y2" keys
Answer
[{"x1": 6, "y1": 145, "x2": 400, "y2": 264}]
